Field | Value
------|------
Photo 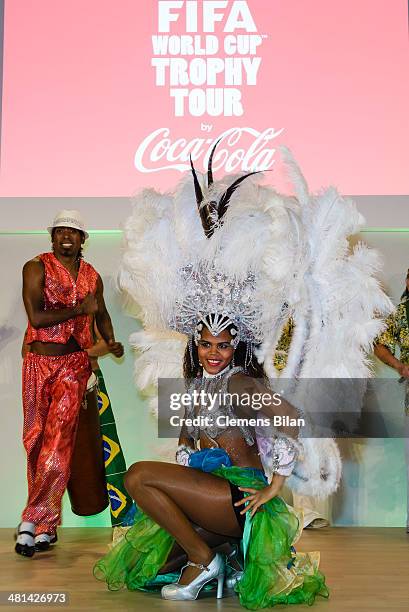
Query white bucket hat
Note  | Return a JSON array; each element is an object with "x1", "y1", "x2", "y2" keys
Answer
[{"x1": 47, "y1": 209, "x2": 89, "y2": 239}]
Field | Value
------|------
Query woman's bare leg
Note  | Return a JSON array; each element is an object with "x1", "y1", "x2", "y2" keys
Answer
[{"x1": 124, "y1": 461, "x2": 242, "y2": 584}]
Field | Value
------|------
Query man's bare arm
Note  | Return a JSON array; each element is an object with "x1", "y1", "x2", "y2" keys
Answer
[
  {"x1": 94, "y1": 275, "x2": 124, "y2": 357},
  {"x1": 374, "y1": 344, "x2": 409, "y2": 378},
  {"x1": 22, "y1": 260, "x2": 96, "y2": 329},
  {"x1": 86, "y1": 319, "x2": 110, "y2": 358},
  {"x1": 21, "y1": 331, "x2": 31, "y2": 358}
]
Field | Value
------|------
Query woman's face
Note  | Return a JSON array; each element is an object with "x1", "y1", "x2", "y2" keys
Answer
[{"x1": 197, "y1": 326, "x2": 235, "y2": 375}]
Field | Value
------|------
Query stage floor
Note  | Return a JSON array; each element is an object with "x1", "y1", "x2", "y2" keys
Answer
[{"x1": 1, "y1": 527, "x2": 408, "y2": 611}]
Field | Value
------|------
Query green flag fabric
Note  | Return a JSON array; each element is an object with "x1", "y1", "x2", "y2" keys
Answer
[{"x1": 96, "y1": 368, "x2": 135, "y2": 527}]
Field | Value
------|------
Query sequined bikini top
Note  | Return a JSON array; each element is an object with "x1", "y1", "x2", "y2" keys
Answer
[{"x1": 185, "y1": 366, "x2": 255, "y2": 446}]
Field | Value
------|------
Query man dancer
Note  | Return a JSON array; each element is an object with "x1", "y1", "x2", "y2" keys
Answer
[
  {"x1": 15, "y1": 210, "x2": 124, "y2": 557},
  {"x1": 375, "y1": 268, "x2": 409, "y2": 532}
]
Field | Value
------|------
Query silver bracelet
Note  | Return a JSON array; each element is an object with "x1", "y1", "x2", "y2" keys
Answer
[
  {"x1": 175, "y1": 445, "x2": 193, "y2": 466},
  {"x1": 272, "y1": 437, "x2": 298, "y2": 477}
]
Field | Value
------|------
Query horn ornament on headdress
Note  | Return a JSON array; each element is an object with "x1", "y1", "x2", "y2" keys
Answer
[{"x1": 190, "y1": 140, "x2": 262, "y2": 238}]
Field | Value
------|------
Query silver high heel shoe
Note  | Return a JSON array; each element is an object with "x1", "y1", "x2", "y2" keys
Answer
[
  {"x1": 225, "y1": 570, "x2": 244, "y2": 589},
  {"x1": 161, "y1": 552, "x2": 225, "y2": 600},
  {"x1": 224, "y1": 543, "x2": 244, "y2": 589}
]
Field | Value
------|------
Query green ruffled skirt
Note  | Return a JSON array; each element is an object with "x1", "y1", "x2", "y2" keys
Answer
[{"x1": 94, "y1": 465, "x2": 328, "y2": 608}]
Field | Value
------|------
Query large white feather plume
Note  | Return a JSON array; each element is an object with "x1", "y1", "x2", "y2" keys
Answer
[{"x1": 119, "y1": 149, "x2": 392, "y2": 488}]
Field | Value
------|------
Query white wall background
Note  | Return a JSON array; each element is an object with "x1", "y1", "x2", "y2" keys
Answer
[{"x1": 1, "y1": 195, "x2": 408, "y2": 231}]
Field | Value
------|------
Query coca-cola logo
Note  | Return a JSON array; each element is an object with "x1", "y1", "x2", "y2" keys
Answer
[{"x1": 134, "y1": 126, "x2": 284, "y2": 173}]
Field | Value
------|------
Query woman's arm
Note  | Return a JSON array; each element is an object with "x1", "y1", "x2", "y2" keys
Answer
[
  {"x1": 229, "y1": 373, "x2": 299, "y2": 480},
  {"x1": 178, "y1": 424, "x2": 195, "y2": 449},
  {"x1": 175, "y1": 414, "x2": 196, "y2": 465},
  {"x1": 175, "y1": 430, "x2": 196, "y2": 466},
  {"x1": 234, "y1": 473, "x2": 287, "y2": 517}
]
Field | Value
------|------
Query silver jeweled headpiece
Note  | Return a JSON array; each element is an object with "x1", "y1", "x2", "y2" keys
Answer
[
  {"x1": 195, "y1": 314, "x2": 238, "y2": 347},
  {"x1": 169, "y1": 262, "x2": 263, "y2": 347}
]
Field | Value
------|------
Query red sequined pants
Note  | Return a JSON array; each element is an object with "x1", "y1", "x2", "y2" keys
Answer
[{"x1": 21, "y1": 351, "x2": 91, "y2": 535}]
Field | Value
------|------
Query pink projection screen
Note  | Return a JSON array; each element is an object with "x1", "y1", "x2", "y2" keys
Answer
[{"x1": 0, "y1": 1, "x2": 408, "y2": 221}]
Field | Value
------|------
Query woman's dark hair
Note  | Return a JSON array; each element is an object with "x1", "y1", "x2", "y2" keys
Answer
[
  {"x1": 183, "y1": 321, "x2": 265, "y2": 380},
  {"x1": 51, "y1": 228, "x2": 84, "y2": 260}
]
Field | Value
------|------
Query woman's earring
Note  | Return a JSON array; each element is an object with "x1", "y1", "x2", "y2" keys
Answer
[
  {"x1": 231, "y1": 354, "x2": 235, "y2": 367},
  {"x1": 188, "y1": 336, "x2": 195, "y2": 371},
  {"x1": 199, "y1": 361, "x2": 203, "y2": 366}
]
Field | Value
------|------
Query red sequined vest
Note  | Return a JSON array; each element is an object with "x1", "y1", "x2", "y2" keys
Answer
[{"x1": 25, "y1": 252, "x2": 98, "y2": 348}]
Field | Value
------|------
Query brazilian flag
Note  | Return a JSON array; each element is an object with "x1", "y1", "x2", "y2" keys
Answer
[{"x1": 96, "y1": 369, "x2": 135, "y2": 527}]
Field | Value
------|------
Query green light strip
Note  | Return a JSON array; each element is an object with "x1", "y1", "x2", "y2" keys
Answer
[
  {"x1": 361, "y1": 228, "x2": 409, "y2": 233},
  {"x1": 0, "y1": 228, "x2": 408, "y2": 235},
  {"x1": 0, "y1": 230, "x2": 123, "y2": 235}
]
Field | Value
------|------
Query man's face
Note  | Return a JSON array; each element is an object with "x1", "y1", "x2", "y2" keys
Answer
[{"x1": 52, "y1": 226, "x2": 84, "y2": 258}]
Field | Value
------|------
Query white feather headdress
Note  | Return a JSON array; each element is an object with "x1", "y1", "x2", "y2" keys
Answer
[{"x1": 119, "y1": 146, "x2": 393, "y2": 495}]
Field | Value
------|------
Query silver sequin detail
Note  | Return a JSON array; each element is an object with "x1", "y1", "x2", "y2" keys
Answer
[
  {"x1": 185, "y1": 367, "x2": 255, "y2": 446},
  {"x1": 170, "y1": 263, "x2": 263, "y2": 345}
]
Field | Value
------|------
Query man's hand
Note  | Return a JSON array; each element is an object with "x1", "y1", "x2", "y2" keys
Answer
[
  {"x1": 397, "y1": 363, "x2": 409, "y2": 379},
  {"x1": 78, "y1": 293, "x2": 98, "y2": 315},
  {"x1": 107, "y1": 339, "x2": 124, "y2": 358}
]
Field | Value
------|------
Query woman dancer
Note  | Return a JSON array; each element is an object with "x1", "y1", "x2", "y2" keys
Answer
[
  {"x1": 95, "y1": 319, "x2": 328, "y2": 606},
  {"x1": 94, "y1": 147, "x2": 344, "y2": 607},
  {"x1": 95, "y1": 144, "x2": 389, "y2": 607}
]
